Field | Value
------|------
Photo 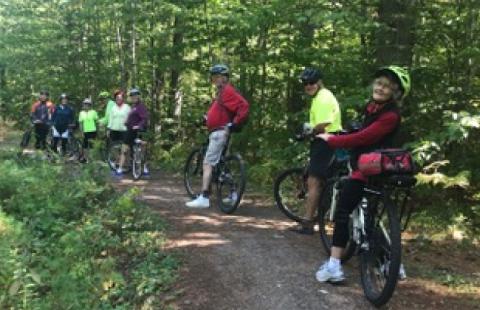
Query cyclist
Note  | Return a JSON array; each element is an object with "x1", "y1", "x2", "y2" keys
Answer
[
  {"x1": 107, "y1": 90, "x2": 130, "y2": 144},
  {"x1": 51, "y1": 93, "x2": 75, "y2": 154},
  {"x1": 98, "y1": 90, "x2": 115, "y2": 127},
  {"x1": 315, "y1": 66, "x2": 411, "y2": 283},
  {"x1": 115, "y1": 88, "x2": 149, "y2": 177},
  {"x1": 78, "y1": 98, "x2": 99, "y2": 162},
  {"x1": 291, "y1": 68, "x2": 342, "y2": 235},
  {"x1": 185, "y1": 64, "x2": 249, "y2": 208},
  {"x1": 30, "y1": 90, "x2": 55, "y2": 149}
]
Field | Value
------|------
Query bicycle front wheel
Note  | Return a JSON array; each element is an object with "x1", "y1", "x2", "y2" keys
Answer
[
  {"x1": 20, "y1": 129, "x2": 32, "y2": 148},
  {"x1": 273, "y1": 167, "x2": 311, "y2": 223},
  {"x1": 132, "y1": 145, "x2": 143, "y2": 180},
  {"x1": 184, "y1": 148, "x2": 204, "y2": 198},
  {"x1": 66, "y1": 137, "x2": 83, "y2": 161},
  {"x1": 360, "y1": 197, "x2": 401, "y2": 307},
  {"x1": 107, "y1": 140, "x2": 130, "y2": 173},
  {"x1": 317, "y1": 180, "x2": 356, "y2": 262},
  {"x1": 216, "y1": 153, "x2": 246, "y2": 214}
]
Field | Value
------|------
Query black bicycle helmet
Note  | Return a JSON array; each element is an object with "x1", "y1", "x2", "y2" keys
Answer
[
  {"x1": 210, "y1": 64, "x2": 229, "y2": 76},
  {"x1": 39, "y1": 90, "x2": 49, "y2": 97},
  {"x1": 82, "y1": 98, "x2": 92, "y2": 105},
  {"x1": 299, "y1": 68, "x2": 322, "y2": 84},
  {"x1": 129, "y1": 88, "x2": 141, "y2": 96}
]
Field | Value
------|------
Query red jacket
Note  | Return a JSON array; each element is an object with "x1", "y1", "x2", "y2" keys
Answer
[
  {"x1": 206, "y1": 83, "x2": 249, "y2": 131},
  {"x1": 328, "y1": 102, "x2": 400, "y2": 181}
]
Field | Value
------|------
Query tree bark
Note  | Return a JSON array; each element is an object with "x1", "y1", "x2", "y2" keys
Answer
[
  {"x1": 375, "y1": 0, "x2": 416, "y2": 66},
  {"x1": 170, "y1": 14, "x2": 184, "y2": 118}
]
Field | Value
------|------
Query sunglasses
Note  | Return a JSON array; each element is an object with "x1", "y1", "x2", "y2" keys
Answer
[{"x1": 302, "y1": 81, "x2": 317, "y2": 86}]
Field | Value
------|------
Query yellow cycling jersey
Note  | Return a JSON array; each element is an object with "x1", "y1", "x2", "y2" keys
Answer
[{"x1": 309, "y1": 88, "x2": 342, "y2": 133}]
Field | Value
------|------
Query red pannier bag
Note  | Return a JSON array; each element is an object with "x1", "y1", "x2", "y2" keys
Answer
[{"x1": 358, "y1": 149, "x2": 415, "y2": 176}]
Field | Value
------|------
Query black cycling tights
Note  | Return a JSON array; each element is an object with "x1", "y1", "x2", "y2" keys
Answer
[
  {"x1": 52, "y1": 137, "x2": 67, "y2": 154},
  {"x1": 332, "y1": 178, "x2": 365, "y2": 248},
  {"x1": 34, "y1": 124, "x2": 49, "y2": 149}
]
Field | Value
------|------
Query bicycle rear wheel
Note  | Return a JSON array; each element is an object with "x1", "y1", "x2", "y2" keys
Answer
[
  {"x1": 216, "y1": 153, "x2": 246, "y2": 214},
  {"x1": 132, "y1": 144, "x2": 143, "y2": 180},
  {"x1": 360, "y1": 197, "x2": 401, "y2": 307},
  {"x1": 317, "y1": 180, "x2": 355, "y2": 263},
  {"x1": 184, "y1": 148, "x2": 204, "y2": 198},
  {"x1": 273, "y1": 167, "x2": 311, "y2": 223}
]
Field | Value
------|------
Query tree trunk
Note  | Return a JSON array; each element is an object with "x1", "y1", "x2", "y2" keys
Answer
[
  {"x1": 170, "y1": 14, "x2": 184, "y2": 118},
  {"x1": 375, "y1": 0, "x2": 416, "y2": 66},
  {"x1": 131, "y1": 0, "x2": 138, "y2": 86}
]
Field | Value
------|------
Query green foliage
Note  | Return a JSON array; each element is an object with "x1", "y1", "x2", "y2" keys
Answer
[
  {"x1": 0, "y1": 0, "x2": 479, "y2": 240},
  {"x1": 0, "y1": 152, "x2": 177, "y2": 309}
]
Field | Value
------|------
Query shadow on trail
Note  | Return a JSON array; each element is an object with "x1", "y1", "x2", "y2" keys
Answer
[{"x1": 114, "y1": 171, "x2": 479, "y2": 310}]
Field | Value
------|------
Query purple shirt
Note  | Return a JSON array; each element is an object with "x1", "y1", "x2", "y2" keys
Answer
[{"x1": 125, "y1": 102, "x2": 149, "y2": 130}]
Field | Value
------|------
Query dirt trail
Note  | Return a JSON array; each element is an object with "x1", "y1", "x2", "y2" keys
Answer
[{"x1": 114, "y1": 171, "x2": 480, "y2": 310}]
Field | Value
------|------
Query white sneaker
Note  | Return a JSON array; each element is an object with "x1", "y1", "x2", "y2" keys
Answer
[
  {"x1": 222, "y1": 191, "x2": 238, "y2": 204},
  {"x1": 379, "y1": 262, "x2": 407, "y2": 280},
  {"x1": 186, "y1": 195, "x2": 210, "y2": 208},
  {"x1": 315, "y1": 261, "x2": 345, "y2": 283},
  {"x1": 399, "y1": 263, "x2": 407, "y2": 280}
]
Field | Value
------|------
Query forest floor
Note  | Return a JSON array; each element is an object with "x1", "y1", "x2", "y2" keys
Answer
[{"x1": 114, "y1": 172, "x2": 480, "y2": 310}]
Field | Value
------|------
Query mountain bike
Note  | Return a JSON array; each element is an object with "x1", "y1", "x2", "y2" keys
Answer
[
  {"x1": 19, "y1": 123, "x2": 56, "y2": 161},
  {"x1": 131, "y1": 137, "x2": 148, "y2": 180},
  {"x1": 318, "y1": 172, "x2": 416, "y2": 307},
  {"x1": 273, "y1": 127, "x2": 350, "y2": 223},
  {"x1": 107, "y1": 133, "x2": 148, "y2": 180},
  {"x1": 184, "y1": 133, "x2": 246, "y2": 214},
  {"x1": 107, "y1": 138, "x2": 131, "y2": 174},
  {"x1": 64, "y1": 126, "x2": 83, "y2": 161}
]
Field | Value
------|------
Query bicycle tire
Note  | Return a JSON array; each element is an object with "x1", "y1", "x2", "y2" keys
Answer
[
  {"x1": 216, "y1": 153, "x2": 246, "y2": 214},
  {"x1": 132, "y1": 144, "x2": 143, "y2": 180},
  {"x1": 360, "y1": 197, "x2": 401, "y2": 307},
  {"x1": 20, "y1": 129, "x2": 32, "y2": 148},
  {"x1": 66, "y1": 136, "x2": 83, "y2": 161},
  {"x1": 317, "y1": 180, "x2": 356, "y2": 263},
  {"x1": 107, "y1": 140, "x2": 131, "y2": 173},
  {"x1": 273, "y1": 167, "x2": 311, "y2": 223},
  {"x1": 184, "y1": 148, "x2": 204, "y2": 198}
]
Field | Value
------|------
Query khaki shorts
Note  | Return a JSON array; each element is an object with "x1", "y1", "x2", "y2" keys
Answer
[{"x1": 204, "y1": 130, "x2": 228, "y2": 166}]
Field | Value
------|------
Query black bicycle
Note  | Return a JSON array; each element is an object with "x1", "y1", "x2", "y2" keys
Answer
[
  {"x1": 318, "y1": 170, "x2": 416, "y2": 307},
  {"x1": 273, "y1": 126, "x2": 351, "y2": 223},
  {"x1": 107, "y1": 133, "x2": 148, "y2": 180},
  {"x1": 107, "y1": 140, "x2": 132, "y2": 173},
  {"x1": 63, "y1": 126, "x2": 83, "y2": 160},
  {"x1": 184, "y1": 134, "x2": 246, "y2": 214},
  {"x1": 19, "y1": 124, "x2": 82, "y2": 162}
]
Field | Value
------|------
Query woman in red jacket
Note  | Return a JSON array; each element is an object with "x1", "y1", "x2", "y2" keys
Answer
[{"x1": 315, "y1": 66, "x2": 411, "y2": 283}]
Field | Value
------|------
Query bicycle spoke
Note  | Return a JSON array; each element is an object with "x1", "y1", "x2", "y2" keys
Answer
[
  {"x1": 360, "y1": 197, "x2": 401, "y2": 307},
  {"x1": 274, "y1": 168, "x2": 310, "y2": 222},
  {"x1": 184, "y1": 148, "x2": 204, "y2": 198},
  {"x1": 216, "y1": 154, "x2": 245, "y2": 214}
]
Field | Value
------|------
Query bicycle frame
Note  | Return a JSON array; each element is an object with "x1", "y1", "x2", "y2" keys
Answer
[{"x1": 327, "y1": 179, "x2": 409, "y2": 252}]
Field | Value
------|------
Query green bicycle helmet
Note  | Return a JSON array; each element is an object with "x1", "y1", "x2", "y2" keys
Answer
[
  {"x1": 374, "y1": 66, "x2": 411, "y2": 100},
  {"x1": 98, "y1": 91, "x2": 110, "y2": 99}
]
